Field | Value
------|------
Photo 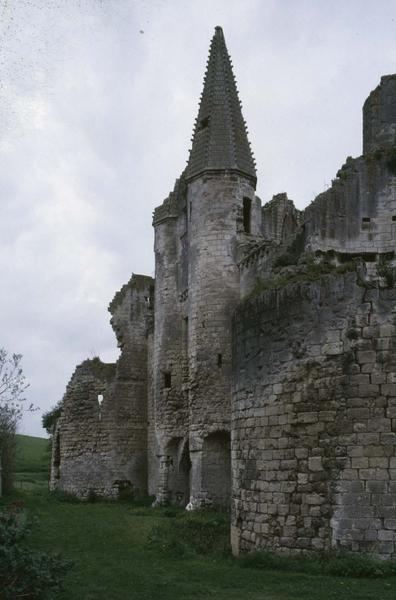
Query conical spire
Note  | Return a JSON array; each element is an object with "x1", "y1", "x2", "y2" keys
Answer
[{"x1": 185, "y1": 26, "x2": 256, "y2": 183}]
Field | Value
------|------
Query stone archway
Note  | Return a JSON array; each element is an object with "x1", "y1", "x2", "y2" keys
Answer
[{"x1": 201, "y1": 431, "x2": 231, "y2": 507}]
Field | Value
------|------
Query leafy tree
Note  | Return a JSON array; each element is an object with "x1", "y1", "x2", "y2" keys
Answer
[
  {"x1": 42, "y1": 400, "x2": 63, "y2": 437},
  {"x1": 0, "y1": 349, "x2": 30, "y2": 494}
]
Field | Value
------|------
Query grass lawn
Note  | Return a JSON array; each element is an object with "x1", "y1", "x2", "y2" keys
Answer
[{"x1": 1, "y1": 435, "x2": 395, "y2": 600}]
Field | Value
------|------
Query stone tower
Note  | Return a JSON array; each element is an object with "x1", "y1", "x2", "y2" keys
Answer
[{"x1": 150, "y1": 26, "x2": 260, "y2": 507}]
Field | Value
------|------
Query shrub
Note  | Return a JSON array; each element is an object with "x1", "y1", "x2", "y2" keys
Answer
[
  {"x1": 238, "y1": 549, "x2": 396, "y2": 578},
  {"x1": 377, "y1": 256, "x2": 395, "y2": 287},
  {"x1": 273, "y1": 253, "x2": 296, "y2": 268},
  {"x1": 0, "y1": 503, "x2": 72, "y2": 599},
  {"x1": 0, "y1": 427, "x2": 16, "y2": 494},
  {"x1": 148, "y1": 508, "x2": 231, "y2": 558},
  {"x1": 42, "y1": 401, "x2": 63, "y2": 437}
]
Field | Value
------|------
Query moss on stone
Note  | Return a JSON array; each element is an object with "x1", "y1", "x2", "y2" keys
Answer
[
  {"x1": 245, "y1": 259, "x2": 356, "y2": 299},
  {"x1": 81, "y1": 357, "x2": 116, "y2": 382}
]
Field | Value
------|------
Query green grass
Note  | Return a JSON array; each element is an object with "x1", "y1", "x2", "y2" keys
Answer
[
  {"x1": 1, "y1": 489, "x2": 394, "y2": 600},
  {"x1": 1, "y1": 437, "x2": 395, "y2": 599}
]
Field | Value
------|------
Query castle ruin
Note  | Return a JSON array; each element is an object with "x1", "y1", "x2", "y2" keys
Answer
[{"x1": 51, "y1": 27, "x2": 396, "y2": 559}]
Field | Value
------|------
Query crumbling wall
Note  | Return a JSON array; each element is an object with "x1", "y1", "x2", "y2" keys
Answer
[
  {"x1": 363, "y1": 75, "x2": 396, "y2": 154},
  {"x1": 50, "y1": 274, "x2": 153, "y2": 499},
  {"x1": 50, "y1": 358, "x2": 116, "y2": 497},
  {"x1": 232, "y1": 273, "x2": 396, "y2": 559},
  {"x1": 262, "y1": 193, "x2": 301, "y2": 246},
  {"x1": 107, "y1": 274, "x2": 154, "y2": 495},
  {"x1": 305, "y1": 76, "x2": 396, "y2": 258},
  {"x1": 239, "y1": 194, "x2": 302, "y2": 298},
  {"x1": 304, "y1": 154, "x2": 396, "y2": 256}
]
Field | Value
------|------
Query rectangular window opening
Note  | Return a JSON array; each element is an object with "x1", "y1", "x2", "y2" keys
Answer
[
  {"x1": 392, "y1": 216, "x2": 396, "y2": 222},
  {"x1": 243, "y1": 197, "x2": 251, "y2": 234},
  {"x1": 164, "y1": 372, "x2": 172, "y2": 389},
  {"x1": 362, "y1": 217, "x2": 371, "y2": 223},
  {"x1": 217, "y1": 353, "x2": 223, "y2": 368},
  {"x1": 148, "y1": 285, "x2": 154, "y2": 309}
]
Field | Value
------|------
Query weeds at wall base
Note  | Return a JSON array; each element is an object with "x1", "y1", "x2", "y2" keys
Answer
[
  {"x1": 148, "y1": 508, "x2": 231, "y2": 558},
  {"x1": 238, "y1": 549, "x2": 396, "y2": 578}
]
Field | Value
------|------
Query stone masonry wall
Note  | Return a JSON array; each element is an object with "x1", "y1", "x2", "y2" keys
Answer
[
  {"x1": 232, "y1": 272, "x2": 396, "y2": 559},
  {"x1": 147, "y1": 328, "x2": 158, "y2": 497},
  {"x1": 151, "y1": 203, "x2": 189, "y2": 503},
  {"x1": 107, "y1": 274, "x2": 153, "y2": 494},
  {"x1": 50, "y1": 274, "x2": 153, "y2": 499},
  {"x1": 364, "y1": 75, "x2": 396, "y2": 154},
  {"x1": 50, "y1": 359, "x2": 116, "y2": 497},
  {"x1": 304, "y1": 154, "x2": 396, "y2": 256},
  {"x1": 305, "y1": 75, "x2": 396, "y2": 258},
  {"x1": 262, "y1": 193, "x2": 301, "y2": 245},
  {"x1": 239, "y1": 193, "x2": 302, "y2": 298}
]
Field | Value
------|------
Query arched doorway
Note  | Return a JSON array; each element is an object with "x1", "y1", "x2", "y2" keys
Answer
[{"x1": 201, "y1": 431, "x2": 231, "y2": 507}]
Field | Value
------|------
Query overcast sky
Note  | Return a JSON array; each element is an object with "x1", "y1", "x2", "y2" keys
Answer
[{"x1": 1, "y1": 0, "x2": 396, "y2": 437}]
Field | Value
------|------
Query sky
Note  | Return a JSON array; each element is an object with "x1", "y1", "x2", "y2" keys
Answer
[{"x1": 1, "y1": 0, "x2": 396, "y2": 437}]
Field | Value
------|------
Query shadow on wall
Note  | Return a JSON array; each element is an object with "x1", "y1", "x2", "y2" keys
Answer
[{"x1": 166, "y1": 437, "x2": 191, "y2": 506}]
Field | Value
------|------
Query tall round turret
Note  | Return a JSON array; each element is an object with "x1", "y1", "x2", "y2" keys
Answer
[{"x1": 185, "y1": 26, "x2": 259, "y2": 507}]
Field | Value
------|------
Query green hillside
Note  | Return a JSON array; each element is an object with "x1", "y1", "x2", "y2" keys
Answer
[{"x1": 14, "y1": 434, "x2": 50, "y2": 490}]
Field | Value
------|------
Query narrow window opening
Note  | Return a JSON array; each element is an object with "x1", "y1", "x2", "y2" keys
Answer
[
  {"x1": 243, "y1": 197, "x2": 252, "y2": 234},
  {"x1": 164, "y1": 372, "x2": 172, "y2": 389},
  {"x1": 183, "y1": 317, "x2": 188, "y2": 345},
  {"x1": 392, "y1": 216, "x2": 396, "y2": 222},
  {"x1": 189, "y1": 201, "x2": 192, "y2": 220},
  {"x1": 217, "y1": 353, "x2": 223, "y2": 368},
  {"x1": 97, "y1": 394, "x2": 103, "y2": 420},
  {"x1": 362, "y1": 217, "x2": 371, "y2": 223}
]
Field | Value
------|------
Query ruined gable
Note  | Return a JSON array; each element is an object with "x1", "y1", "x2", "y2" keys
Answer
[{"x1": 50, "y1": 274, "x2": 153, "y2": 499}]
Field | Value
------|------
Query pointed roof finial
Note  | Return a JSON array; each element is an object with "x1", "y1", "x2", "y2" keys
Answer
[{"x1": 185, "y1": 27, "x2": 256, "y2": 184}]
